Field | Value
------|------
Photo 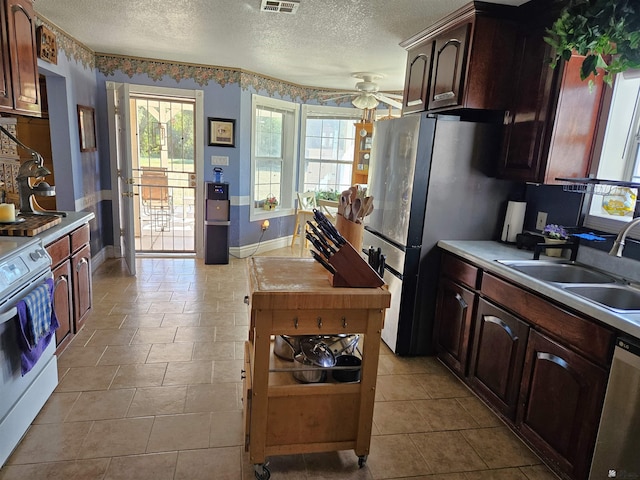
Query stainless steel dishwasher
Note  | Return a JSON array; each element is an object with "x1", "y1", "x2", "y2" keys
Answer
[{"x1": 589, "y1": 337, "x2": 640, "y2": 479}]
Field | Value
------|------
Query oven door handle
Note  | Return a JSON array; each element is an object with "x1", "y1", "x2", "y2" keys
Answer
[{"x1": 0, "y1": 306, "x2": 18, "y2": 325}]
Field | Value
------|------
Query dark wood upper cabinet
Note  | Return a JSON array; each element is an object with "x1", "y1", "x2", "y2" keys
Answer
[
  {"x1": 543, "y1": 55, "x2": 605, "y2": 183},
  {"x1": 428, "y1": 23, "x2": 470, "y2": 111},
  {"x1": 0, "y1": 0, "x2": 41, "y2": 116},
  {"x1": 0, "y1": 1, "x2": 12, "y2": 109},
  {"x1": 402, "y1": 40, "x2": 434, "y2": 113},
  {"x1": 401, "y1": 1, "x2": 518, "y2": 115},
  {"x1": 498, "y1": 2, "x2": 606, "y2": 183}
]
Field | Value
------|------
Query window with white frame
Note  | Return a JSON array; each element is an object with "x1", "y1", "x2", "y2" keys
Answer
[
  {"x1": 251, "y1": 95, "x2": 298, "y2": 218},
  {"x1": 585, "y1": 74, "x2": 640, "y2": 236},
  {"x1": 300, "y1": 105, "x2": 362, "y2": 199}
]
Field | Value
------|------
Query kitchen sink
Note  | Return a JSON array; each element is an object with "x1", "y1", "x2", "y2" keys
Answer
[
  {"x1": 562, "y1": 285, "x2": 640, "y2": 313},
  {"x1": 497, "y1": 260, "x2": 618, "y2": 284}
]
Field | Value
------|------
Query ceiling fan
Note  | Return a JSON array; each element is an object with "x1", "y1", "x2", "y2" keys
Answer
[{"x1": 321, "y1": 73, "x2": 403, "y2": 110}]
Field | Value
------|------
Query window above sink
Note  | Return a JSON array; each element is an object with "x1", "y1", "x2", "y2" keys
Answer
[{"x1": 583, "y1": 73, "x2": 640, "y2": 238}]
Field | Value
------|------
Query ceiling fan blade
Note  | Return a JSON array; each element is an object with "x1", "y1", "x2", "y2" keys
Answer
[
  {"x1": 322, "y1": 94, "x2": 354, "y2": 102},
  {"x1": 318, "y1": 91, "x2": 358, "y2": 96},
  {"x1": 379, "y1": 92, "x2": 404, "y2": 100},
  {"x1": 375, "y1": 94, "x2": 402, "y2": 109}
]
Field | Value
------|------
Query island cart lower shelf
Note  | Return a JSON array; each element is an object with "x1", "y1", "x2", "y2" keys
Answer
[{"x1": 244, "y1": 257, "x2": 391, "y2": 480}]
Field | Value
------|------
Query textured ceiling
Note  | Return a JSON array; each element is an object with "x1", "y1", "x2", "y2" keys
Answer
[{"x1": 33, "y1": 0, "x2": 529, "y2": 92}]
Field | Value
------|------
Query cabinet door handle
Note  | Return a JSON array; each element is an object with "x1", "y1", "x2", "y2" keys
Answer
[
  {"x1": 484, "y1": 315, "x2": 516, "y2": 340},
  {"x1": 294, "y1": 317, "x2": 298, "y2": 329},
  {"x1": 317, "y1": 316, "x2": 322, "y2": 329},
  {"x1": 537, "y1": 352, "x2": 569, "y2": 370},
  {"x1": 76, "y1": 257, "x2": 88, "y2": 272},
  {"x1": 454, "y1": 293, "x2": 468, "y2": 311},
  {"x1": 54, "y1": 275, "x2": 68, "y2": 290},
  {"x1": 433, "y1": 91, "x2": 455, "y2": 101},
  {"x1": 52, "y1": 275, "x2": 68, "y2": 311},
  {"x1": 342, "y1": 316, "x2": 347, "y2": 329}
]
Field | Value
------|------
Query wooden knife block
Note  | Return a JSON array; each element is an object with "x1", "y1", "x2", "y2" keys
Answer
[
  {"x1": 335, "y1": 214, "x2": 364, "y2": 252},
  {"x1": 327, "y1": 241, "x2": 384, "y2": 288}
]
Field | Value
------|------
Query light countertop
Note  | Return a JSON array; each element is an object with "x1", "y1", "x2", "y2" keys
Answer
[
  {"x1": 37, "y1": 211, "x2": 95, "y2": 246},
  {"x1": 438, "y1": 240, "x2": 640, "y2": 340}
]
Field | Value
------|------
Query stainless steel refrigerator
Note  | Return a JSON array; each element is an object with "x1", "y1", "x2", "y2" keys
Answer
[{"x1": 364, "y1": 113, "x2": 515, "y2": 355}]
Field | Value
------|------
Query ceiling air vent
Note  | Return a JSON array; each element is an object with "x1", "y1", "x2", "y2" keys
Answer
[{"x1": 260, "y1": 0, "x2": 300, "y2": 14}]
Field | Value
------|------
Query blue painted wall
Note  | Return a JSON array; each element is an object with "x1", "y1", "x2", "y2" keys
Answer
[
  {"x1": 31, "y1": 18, "x2": 371, "y2": 256},
  {"x1": 36, "y1": 49, "x2": 104, "y2": 255},
  {"x1": 93, "y1": 70, "x2": 299, "y2": 249}
]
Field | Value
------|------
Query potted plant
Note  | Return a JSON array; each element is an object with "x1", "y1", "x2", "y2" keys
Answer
[
  {"x1": 543, "y1": 224, "x2": 569, "y2": 257},
  {"x1": 544, "y1": 0, "x2": 640, "y2": 85},
  {"x1": 263, "y1": 194, "x2": 278, "y2": 211}
]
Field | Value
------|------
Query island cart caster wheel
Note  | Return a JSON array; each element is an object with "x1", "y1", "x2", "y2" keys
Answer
[
  {"x1": 358, "y1": 455, "x2": 368, "y2": 468},
  {"x1": 254, "y1": 463, "x2": 270, "y2": 480}
]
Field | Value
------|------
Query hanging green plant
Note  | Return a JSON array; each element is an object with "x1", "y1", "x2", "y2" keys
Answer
[{"x1": 544, "y1": 0, "x2": 640, "y2": 85}]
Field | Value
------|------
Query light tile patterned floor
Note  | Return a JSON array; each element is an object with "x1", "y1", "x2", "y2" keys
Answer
[{"x1": 0, "y1": 247, "x2": 559, "y2": 480}]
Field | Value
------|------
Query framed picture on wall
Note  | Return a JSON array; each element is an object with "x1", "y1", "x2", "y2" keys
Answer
[
  {"x1": 77, "y1": 105, "x2": 97, "y2": 152},
  {"x1": 208, "y1": 117, "x2": 235, "y2": 147}
]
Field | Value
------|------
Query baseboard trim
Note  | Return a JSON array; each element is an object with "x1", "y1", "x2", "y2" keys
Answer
[
  {"x1": 230, "y1": 236, "x2": 293, "y2": 258},
  {"x1": 94, "y1": 236, "x2": 294, "y2": 266},
  {"x1": 90, "y1": 246, "x2": 111, "y2": 272}
]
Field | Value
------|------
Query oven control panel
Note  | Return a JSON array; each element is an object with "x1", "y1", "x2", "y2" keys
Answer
[
  {"x1": 0, "y1": 240, "x2": 51, "y2": 303},
  {"x1": 0, "y1": 258, "x2": 29, "y2": 288}
]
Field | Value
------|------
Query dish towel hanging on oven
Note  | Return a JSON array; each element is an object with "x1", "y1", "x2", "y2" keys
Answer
[{"x1": 16, "y1": 278, "x2": 59, "y2": 376}]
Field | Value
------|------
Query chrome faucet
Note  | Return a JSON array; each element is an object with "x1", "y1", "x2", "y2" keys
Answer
[{"x1": 609, "y1": 216, "x2": 640, "y2": 257}]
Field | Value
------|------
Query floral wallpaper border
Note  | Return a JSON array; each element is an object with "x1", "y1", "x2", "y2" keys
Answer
[
  {"x1": 36, "y1": 15, "x2": 398, "y2": 106},
  {"x1": 94, "y1": 54, "x2": 342, "y2": 104}
]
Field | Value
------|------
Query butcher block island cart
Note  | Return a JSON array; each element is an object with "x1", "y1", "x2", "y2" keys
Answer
[{"x1": 245, "y1": 257, "x2": 391, "y2": 479}]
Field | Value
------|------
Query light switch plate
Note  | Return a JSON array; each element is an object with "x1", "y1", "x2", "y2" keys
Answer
[{"x1": 211, "y1": 155, "x2": 229, "y2": 166}]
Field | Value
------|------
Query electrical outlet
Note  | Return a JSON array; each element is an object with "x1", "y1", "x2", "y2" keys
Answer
[
  {"x1": 211, "y1": 155, "x2": 229, "y2": 166},
  {"x1": 536, "y1": 211, "x2": 548, "y2": 230}
]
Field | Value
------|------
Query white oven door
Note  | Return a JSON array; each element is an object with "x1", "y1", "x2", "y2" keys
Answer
[{"x1": 0, "y1": 269, "x2": 57, "y2": 467}]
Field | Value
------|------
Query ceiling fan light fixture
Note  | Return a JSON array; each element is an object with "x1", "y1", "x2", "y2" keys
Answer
[{"x1": 352, "y1": 94, "x2": 379, "y2": 109}]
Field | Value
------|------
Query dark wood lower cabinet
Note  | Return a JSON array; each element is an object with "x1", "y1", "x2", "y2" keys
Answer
[
  {"x1": 71, "y1": 243, "x2": 92, "y2": 332},
  {"x1": 518, "y1": 330, "x2": 608, "y2": 480},
  {"x1": 434, "y1": 251, "x2": 614, "y2": 480},
  {"x1": 46, "y1": 222, "x2": 92, "y2": 353},
  {"x1": 52, "y1": 259, "x2": 72, "y2": 351},
  {"x1": 468, "y1": 298, "x2": 529, "y2": 421},
  {"x1": 434, "y1": 277, "x2": 475, "y2": 376}
]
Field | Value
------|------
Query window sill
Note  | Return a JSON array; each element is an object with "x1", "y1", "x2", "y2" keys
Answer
[{"x1": 250, "y1": 207, "x2": 295, "y2": 222}]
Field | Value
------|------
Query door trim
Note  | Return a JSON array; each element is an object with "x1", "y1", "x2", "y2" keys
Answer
[{"x1": 107, "y1": 82, "x2": 204, "y2": 259}]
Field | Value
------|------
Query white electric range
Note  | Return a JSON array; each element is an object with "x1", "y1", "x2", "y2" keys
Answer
[{"x1": 0, "y1": 236, "x2": 55, "y2": 467}]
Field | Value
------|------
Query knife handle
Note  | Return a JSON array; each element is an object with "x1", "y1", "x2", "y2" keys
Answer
[
  {"x1": 305, "y1": 232, "x2": 330, "y2": 258},
  {"x1": 310, "y1": 250, "x2": 337, "y2": 274},
  {"x1": 378, "y1": 254, "x2": 386, "y2": 278},
  {"x1": 307, "y1": 221, "x2": 336, "y2": 254}
]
